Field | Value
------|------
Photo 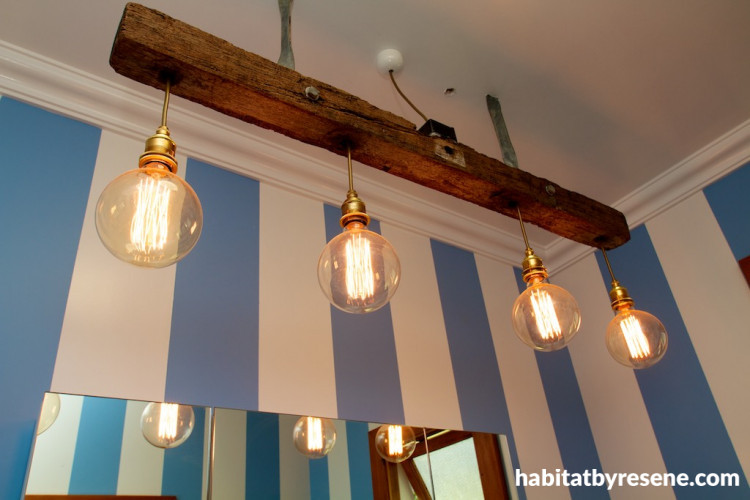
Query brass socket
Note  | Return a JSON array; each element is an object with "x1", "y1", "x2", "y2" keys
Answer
[
  {"x1": 140, "y1": 125, "x2": 178, "y2": 173},
  {"x1": 521, "y1": 248, "x2": 549, "y2": 283},
  {"x1": 609, "y1": 280, "x2": 635, "y2": 310},
  {"x1": 340, "y1": 189, "x2": 370, "y2": 227}
]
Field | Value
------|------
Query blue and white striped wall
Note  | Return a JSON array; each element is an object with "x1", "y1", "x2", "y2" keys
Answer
[
  {"x1": 24, "y1": 394, "x2": 372, "y2": 500},
  {"x1": 1, "y1": 82, "x2": 750, "y2": 499}
]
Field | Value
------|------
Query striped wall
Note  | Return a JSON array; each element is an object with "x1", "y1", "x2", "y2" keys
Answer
[{"x1": 1, "y1": 94, "x2": 750, "y2": 500}]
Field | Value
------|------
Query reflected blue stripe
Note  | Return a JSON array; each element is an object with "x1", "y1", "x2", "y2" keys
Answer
[
  {"x1": 0, "y1": 97, "x2": 99, "y2": 499},
  {"x1": 346, "y1": 421, "x2": 374, "y2": 500},
  {"x1": 310, "y1": 456, "x2": 330, "y2": 500},
  {"x1": 431, "y1": 240, "x2": 525, "y2": 500},
  {"x1": 166, "y1": 159, "x2": 260, "y2": 410},
  {"x1": 513, "y1": 268, "x2": 607, "y2": 500},
  {"x1": 324, "y1": 205, "x2": 404, "y2": 424},
  {"x1": 162, "y1": 406, "x2": 205, "y2": 500},
  {"x1": 703, "y1": 161, "x2": 750, "y2": 260},
  {"x1": 595, "y1": 225, "x2": 749, "y2": 499},
  {"x1": 69, "y1": 397, "x2": 127, "y2": 494},
  {"x1": 245, "y1": 411, "x2": 280, "y2": 499}
]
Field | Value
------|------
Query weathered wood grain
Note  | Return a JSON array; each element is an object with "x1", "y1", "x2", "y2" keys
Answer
[{"x1": 109, "y1": 2, "x2": 630, "y2": 249}]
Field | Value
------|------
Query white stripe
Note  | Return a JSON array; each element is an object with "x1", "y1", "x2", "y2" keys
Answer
[
  {"x1": 647, "y1": 191, "x2": 750, "y2": 480},
  {"x1": 556, "y1": 254, "x2": 673, "y2": 500},
  {"x1": 51, "y1": 130, "x2": 177, "y2": 402},
  {"x1": 380, "y1": 225, "x2": 462, "y2": 430},
  {"x1": 327, "y1": 419, "x2": 352, "y2": 500},
  {"x1": 258, "y1": 184, "x2": 337, "y2": 417},
  {"x1": 212, "y1": 408, "x2": 247, "y2": 500},
  {"x1": 117, "y1": 400, "x2": 164, "y2": 495},
  {"x1": 474, "y1": 255, "x2": 570, "y2": 500},
  {"x1": 279, "y1": 413, "x2": 311, "y2": 499},
  {"x1": 25, "y1": 393, "x2": 83, "y2": 494}
]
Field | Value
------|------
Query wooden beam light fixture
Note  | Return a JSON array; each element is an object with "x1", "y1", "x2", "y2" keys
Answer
[{"x1": 109, "y1": 3, "x2": 630, "y2": 249}]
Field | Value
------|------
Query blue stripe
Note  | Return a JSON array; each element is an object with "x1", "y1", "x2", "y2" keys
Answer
[
  {"x1": 512, "y1": 268, "x2": 608, "y2": 500},
  {"x1": 69, "y1": 397, "x2": 127, "y2": 494},
  {"x1": 324, "y1": 205, "x2": 404, "y2": 424},
  {"x1": 310, "y1": 455, "x2": 330, "y2": 500},
  {"x1": 0, "y1": 97, "x2": 99, "y2": 498},
  {"x1": 245, "y1": 411, "x2": 280, "y2": 499},
  {"x1": 346, "y1": 421, "x2": 374, "y2": 500},
  {"x1": 166, "y1": 159, "x2": 260, "y2": 409},
  {"x1": 703, "y1": 161, "x2": 750, "y2": 260},
  {"x1": 595, "y1": 225, "x2": 749, "y2": 499},
  {"x1": 162, "y1": 406, "x2": 205, "y2": 500},
  {"x1": 430, "y1": 240, "x2": 525, "y2": 500}
]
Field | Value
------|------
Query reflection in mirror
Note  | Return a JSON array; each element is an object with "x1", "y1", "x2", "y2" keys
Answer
[{"x1": 24, "y1": 393, "x2": 516, "y2": 499}]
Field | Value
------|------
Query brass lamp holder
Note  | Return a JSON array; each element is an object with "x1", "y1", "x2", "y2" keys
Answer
[
  {"x1": 339, "y1": 145, "x2": 371, "y2": 228},
  {"x1": 139, "y1": 80, "x2": 178, "y2": 174},
  {"x1": 601, "y1": 249, "x2": 635, "y2": 311},
  {"x1": 517, "y1": 206, "x2": 549, "y2": 284}
]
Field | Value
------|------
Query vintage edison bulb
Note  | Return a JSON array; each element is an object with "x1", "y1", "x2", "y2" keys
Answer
[
  {"x1": 374, "y1": 424, "x2": 417, "y2": 463},
  {"x1": 318, "y1": 221, "x2": 400, "y2": 313},
  {"x1": 95, "y1": 161, "x2": 202, "y2": 268},
  {"x1": 512, "y1": 276, "x2": 581, "y2": 351},
  {"x1": 141, "y1": 402, "x2": 195, "y2": 449},
  {"x1": 606, "y1": 305, "x2": 668, "y2": 369},
  {"x1": 292, "y1": 416, "x2": 337, "y2": 459}
]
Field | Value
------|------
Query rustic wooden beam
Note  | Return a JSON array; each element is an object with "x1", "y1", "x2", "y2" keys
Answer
[{"x1": 109, "y1": 3, "x2": 630, "y2": 249}]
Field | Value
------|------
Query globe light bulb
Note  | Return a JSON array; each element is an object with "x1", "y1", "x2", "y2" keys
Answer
[
  {"x1": 512, "y1": 277, "x2": 582, "y2": 351},
  {"x1": 292, "y1": 416, "x2": 337, "y2": 459},
  {"x1": 318, "y1": 220, "x2": 400, "y2": 313},
  {"x1": 37, "y1": 392, "x2": 61, "y2": 435},
  {"x1": 601, "y1": 248, "x2": 668, "y2": 369},
  {"x1": 511, "y1": 208, "x2": 581, "y2": 351},
  {"x1": 95, "y1": 81, "x2": 203, "y2": 268},
  {"x1": 141, "y1": 402, "x2": 195, "y2": 448},
  {"x1": 374, "y1": 424, "x2": 417, "y2": 463},
  {"x1": 606, "y1": 306, "x2": 668, "y2": 368},
  {"x1": 318, "y1": 145, "x2": 400, "y2": 313},
  {"x1": 96, "y1": 162, "x2": 202, "y2": 267}
]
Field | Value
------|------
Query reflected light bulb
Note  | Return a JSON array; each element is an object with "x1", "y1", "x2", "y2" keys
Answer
[
  {"x1": 141, "y1": 402, "x2": 195, "y2": 448},
  {"x1": 293, "y1": 416, "x2": 337, "y2": 459},
  {"x1": 606, "y1": 305, "x2": 668, "y2": 369},
  {"x1": 37, "y1": 393, "x2": 61, "y2": 435},
  {"x1": 318, "y1": 221, "x2": 400, "y2": 313},
  {"x1": 374, "y1": 424, "x2": 416, "y2": 463},
  {"x1": 512, "y1": 276, "x2": 581, "y2": 351}
]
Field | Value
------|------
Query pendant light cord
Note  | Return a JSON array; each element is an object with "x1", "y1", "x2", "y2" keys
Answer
[
  {"x1": 389, "y1": 70, "x2": 428, "y2": 123},
  {"x1": 516, "y1": 206, "x2": 532, "y2": 251},
  {"x1": 161, "y1": 80, "x2": 171, "y2": 128},
  {"x1": 347, "y1": 144, "x2": 354, "y2": 192},
  {"x1": 601, "y1": 248, "x2": 618, "y2": 283}
]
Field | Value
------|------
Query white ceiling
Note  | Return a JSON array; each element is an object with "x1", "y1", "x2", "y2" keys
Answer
[{"x1": 2, "y1": 0, "x2": 749, "y2": 249}]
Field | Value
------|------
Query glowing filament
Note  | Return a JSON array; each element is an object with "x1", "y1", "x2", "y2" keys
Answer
[
  {"x1": 621, "y1": 314, "x2": 651, "y2": 360},
  {"x1": 158, "y1": 403, "x2": 179, "y2": 441},
  {"x1": 388, "y1": 425, "x2": 403, "y2": 456},
  {"x1": 345, "y1": 234, "x2": 375, "y2": 300},
  {"x1": 530, "y1": 289, "x2": 562, "y2": 341},
  {"x1": 131, "y1": 177, "x2": 171, "y2": 253},
  {"x1": 307, "y1": 417, "x2": 323, "y2": 452}
]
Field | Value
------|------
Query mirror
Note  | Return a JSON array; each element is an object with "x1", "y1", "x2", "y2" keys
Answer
[{"x1": 24, "y1": 393, "x2": 517, "y2": 499}]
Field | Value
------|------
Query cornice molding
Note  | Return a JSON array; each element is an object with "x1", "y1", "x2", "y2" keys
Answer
[{"x1": 1, "y1": 40, "x2": 747, "y2": 270}]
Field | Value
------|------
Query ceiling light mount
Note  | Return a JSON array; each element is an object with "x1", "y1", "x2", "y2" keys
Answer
[{"x1": 376, "y1": 49, "x2": 404, "y2": 75}]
